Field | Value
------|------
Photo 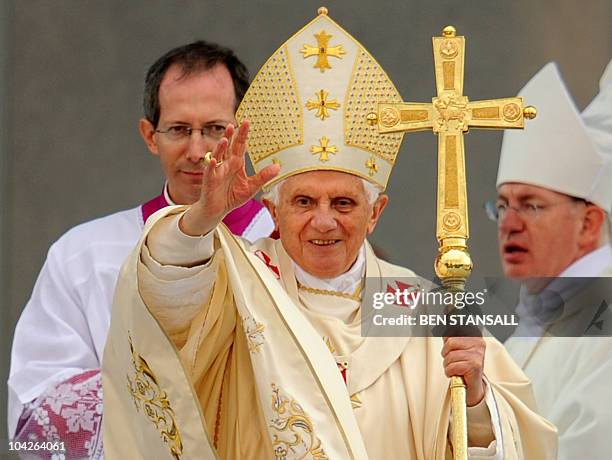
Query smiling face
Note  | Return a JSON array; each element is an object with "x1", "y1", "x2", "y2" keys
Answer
[
  {"x1": 496, "y1": 183, "x2": 590, "y2": 279},
  {"x1": 139, "y1": 63, "x2": 236, "y2": 204},
  {"x1": 264, "y1": 171, "x2": 388, "y2": 278}
]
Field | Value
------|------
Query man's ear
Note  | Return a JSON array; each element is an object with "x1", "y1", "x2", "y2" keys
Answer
[
  {"x1": 579, "y1": 204, "x2": 606, "y2": 248},
  {"x1": 367, "y1": 194, "x2": 389, "y2": 234},
  {"x1": 262, "y1": 198, "x2": 279, "y2": 231},
  {"x1": 139, "y1": 118, "x2": 159, "y2": 156}
]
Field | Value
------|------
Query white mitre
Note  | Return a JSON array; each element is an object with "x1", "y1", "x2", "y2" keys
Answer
[
  {"x1": 497, "y1": 62, "x2": 612, "y2": 213},
  {"x1": 582, "y1": 58, "x2": 612, "y2": 196}
]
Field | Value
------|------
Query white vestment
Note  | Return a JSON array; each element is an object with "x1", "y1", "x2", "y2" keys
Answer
[
  {"x1": 103, "y1": 208, "x2": 557, "y2": 459},
  {"x1": 505, "y1": 245, "x2": 612, "y2": 460},
  {"x1": 8, "y1": 197, "x2": 273, "y2": 440}
]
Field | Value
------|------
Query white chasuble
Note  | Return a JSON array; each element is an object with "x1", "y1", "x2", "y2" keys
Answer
[
  {"x1": 103, "y1": 208, "x2": 557, "y2": 459},
  {"x1": 505, "y1": 260, "x2": 612, "y2": 460}
]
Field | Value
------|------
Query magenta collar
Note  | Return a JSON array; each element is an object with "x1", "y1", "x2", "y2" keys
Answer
[{"x1": 141, "y1": 192, "x2": 264, "y2": 237}]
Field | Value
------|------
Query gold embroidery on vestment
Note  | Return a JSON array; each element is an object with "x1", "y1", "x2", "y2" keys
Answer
[
  {"x1": 242, "y1": 315, "x2": 266, "y2": 353},
  {"x1": 126, "y1": 333, "x2": 183, "y2": 459},
  {"x1": 270, "y1": 383, "x2": 329, "y2": 459},
  {"x1": 323, "y1": 336, "x2": 336, "y2": 354},
  {"x1": 350, "y1": 394, "x2": 363, "y2": 409}
]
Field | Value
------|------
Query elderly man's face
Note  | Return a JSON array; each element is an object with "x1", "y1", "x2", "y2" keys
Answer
[
  {"x1": 266, "y1": 171, "x2": 388, "y2": 278},
  {"x1": 497, "y1": 183, "x2": 586, "y2": 278}
]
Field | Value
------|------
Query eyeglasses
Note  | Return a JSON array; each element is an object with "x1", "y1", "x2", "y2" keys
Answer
[
  {"x1": 484, "y1": 199, "x2": 586, "y2": 223},
  {"x1": 154, "y1": 124, "x2": 228, "y2": 142}
]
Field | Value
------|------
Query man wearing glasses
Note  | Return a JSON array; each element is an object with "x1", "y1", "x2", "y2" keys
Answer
[
  {"x1": 490, "y1": 60, "x2": 612, "y2": 459},
  {"x1": 8, "y1": 41, "x2": 274, "y2": 459}
]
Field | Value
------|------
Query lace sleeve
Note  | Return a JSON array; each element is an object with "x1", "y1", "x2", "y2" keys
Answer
[{"x1": 12, "y1": 369, "x2": 104, "y2": 460}]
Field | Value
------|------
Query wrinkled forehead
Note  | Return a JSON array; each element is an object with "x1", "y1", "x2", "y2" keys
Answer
[
  {"x1": 280, "y1": 170, "x2": 366, "y2": 198},
  {"x1": 496, "y1": 182, "x2": 572, "y2": 203}
]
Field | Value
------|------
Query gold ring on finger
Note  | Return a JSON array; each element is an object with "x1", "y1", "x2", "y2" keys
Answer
[{"x1": 204, "y1": 151, "x2": 223, "y2": 168}]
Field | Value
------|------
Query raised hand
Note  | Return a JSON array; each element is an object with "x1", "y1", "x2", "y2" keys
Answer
[
  {"x1": 441, "y1": 336, "x2": 486, "y2": 406},
  {"x1": 180, "y1": 120, "x2": 280, "y2": 236}
]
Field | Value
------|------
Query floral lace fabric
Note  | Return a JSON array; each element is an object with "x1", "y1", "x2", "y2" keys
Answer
[{"x1": 13, "y1": 369, "x2": 103, "y2": 460}]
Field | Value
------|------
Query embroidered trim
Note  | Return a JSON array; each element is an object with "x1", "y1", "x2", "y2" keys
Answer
[
  {"x1": 270, "y1": 383, "x2": 329, "y2": 459},
  {"x1": 243, "y1": 315, "x2": 266, "y2": 353},
  {"x1": 323, "y1": 336, "x2": 336, "y2": 354},
  {"x1": 226, "y1": 228, "x2": 359, "y2": 458},
  {"x1": 322, "y1": 337, "x2": 361, "y2": 410},
  {"x1": 297, "y1": 282, "x2": 362, "y2": 302},
  {"x1": 255, "y1": 250, "x2": 281, "y2": 279},
  {"x1": 126, "y1": 334, "x2": 183, "y2": 459},
  {"x1": 350, "y1": 394, "x2": 362, "y2": 410}
]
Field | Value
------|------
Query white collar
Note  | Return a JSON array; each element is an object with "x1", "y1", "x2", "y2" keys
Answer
[
  {"x1": 515, "y1": 244, "x2": 612, "y2": 336},
  {"x1": 559, "y1": 245, "x2": 612, "y2": 277},
  {"x1": 293, "y1": 244, "x2": 366, "y2": 296},
  {"x1": 163, "y1": 182, "x2": 176, "y2": 206}
]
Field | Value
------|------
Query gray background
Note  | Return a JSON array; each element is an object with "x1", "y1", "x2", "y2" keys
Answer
[{"x1": 1, "y1": 0, "x2": 611, "y2": 446}]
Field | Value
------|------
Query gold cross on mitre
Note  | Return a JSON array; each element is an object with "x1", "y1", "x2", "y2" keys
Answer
[
  {"x1": 300, "y1": 29, "x2": 346, "y2": 72},
  {"x1": 310, "y1": 136, "x2": 338, "y2": 162},
  {"x1": 306, "y1": 89, "x2": 341, "y2": 120},
  {"x1": 367, "y1": 25, "x2": 536, "y2": 460}
]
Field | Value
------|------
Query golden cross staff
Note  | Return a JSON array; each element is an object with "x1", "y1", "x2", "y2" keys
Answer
[{"x1": 367, "y1": 26, "x2": 536, "y2": 459}]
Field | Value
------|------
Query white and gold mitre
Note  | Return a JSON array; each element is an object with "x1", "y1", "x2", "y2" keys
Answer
[{"x1": 236, "y1": 7, "x2": 404, "y2": 190}]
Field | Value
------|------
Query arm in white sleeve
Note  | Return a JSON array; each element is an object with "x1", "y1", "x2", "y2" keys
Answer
[
  {"x1": 138, "y1": 212, "x2": 220, "y2": 341},
  {"x1": 8, "y1": 242, "x2": 107, "y2": 438}
]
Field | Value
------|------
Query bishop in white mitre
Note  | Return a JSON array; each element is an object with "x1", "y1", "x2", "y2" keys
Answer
[{"x1": 499, "y1": 59, "x2": 612, "y2": 460}]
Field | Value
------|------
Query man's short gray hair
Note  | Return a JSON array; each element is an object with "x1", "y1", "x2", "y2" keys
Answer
[{"x1": 262, "y1": 176, "x2": 382, "y2": 206}]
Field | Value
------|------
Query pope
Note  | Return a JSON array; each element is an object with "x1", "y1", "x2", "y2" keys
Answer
[{"x1": 103, "y1": 9, "x2": 557, "y2": 459}]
